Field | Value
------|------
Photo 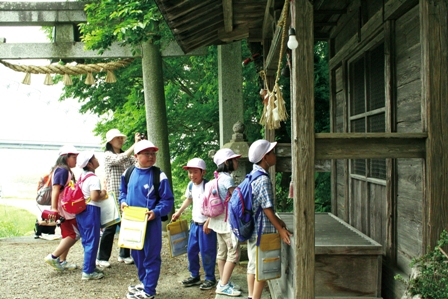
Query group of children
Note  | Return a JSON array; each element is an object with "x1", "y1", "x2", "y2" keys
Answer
[
  {"x1": 43, "y1": 134, "x2": 292, "y2": 299},
  {"x1": 173, "y1": 140, "x2": 292, "y2": 299}
]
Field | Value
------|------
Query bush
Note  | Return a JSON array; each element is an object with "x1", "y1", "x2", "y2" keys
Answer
[{"x1": 395, "y1": 230, "x2": 448, "y2": 299}]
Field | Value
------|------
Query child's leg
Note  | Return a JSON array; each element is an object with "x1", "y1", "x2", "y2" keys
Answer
[
  {"x1": 77, "y1": 206, "x2": 101, "y2": 273},
  {"x1": 220, "y1": 232, "x2": 239, "y2": 285},
  {"x1": 246, "y1": 239, "x2": 257, "y2": 297},
  {"x1": 53, "y1": 218, "x2": 79, "y2": 259},
  {"x1": 187, "y1": 222, "x2": 201, "y2": 278},
  {"x1": 139, "y1": 220, "x2": 162, "y2": 296},
  {"x1": 198, "y1": 225, "x2": 217, "y2": 281}
]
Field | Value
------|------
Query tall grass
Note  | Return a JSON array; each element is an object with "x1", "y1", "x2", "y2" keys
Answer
[{"x1": 0, "y1": 205, "x2": 36, "y2": 238}]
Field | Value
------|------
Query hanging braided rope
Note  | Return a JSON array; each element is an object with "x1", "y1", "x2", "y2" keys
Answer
[
  {"x1": 259, "y1": 0, "x2": 289, "y2": 130},
  {"x1": 0, "y1": 58, "x2": 134, "y2": 85}
]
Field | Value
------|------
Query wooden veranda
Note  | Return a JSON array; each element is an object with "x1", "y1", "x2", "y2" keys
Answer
[{"x1": 153, "y1": 0, "x2": 448, "y2": 298}]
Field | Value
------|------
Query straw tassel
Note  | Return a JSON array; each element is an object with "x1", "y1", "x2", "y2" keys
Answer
[
  {"x1": 105, "y1": 70, "x2": 116, "y2": 83},
  {"x1": 22, "y1": 72, "x2": 31, "y2": 85},
  {"x1": 85, "y1": 72, "x2": 94, "y2": 85},
  {"x1": 44, "y1": 73, "x2": 53, "y2": 85},
  {"x1": 63, "y1": 74, "x2": 73, "y2": 86}
]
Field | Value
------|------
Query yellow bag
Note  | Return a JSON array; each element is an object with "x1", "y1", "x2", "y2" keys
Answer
[
  {"x1": 166, "y1": 219, "x2": 189, "y2": 257},
  {"x1": 118, "y1": 206, "x2": 148, "y2": 250},
  {"x1": 256, "y1": 233, "x2": 281, "y2": 281}
]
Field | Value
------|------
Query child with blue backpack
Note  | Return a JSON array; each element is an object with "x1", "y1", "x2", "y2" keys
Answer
[
  {"x1": 246, "y1": 140, "x2": 292, "y2": 299},
  {"x1": 120, "y1": 140, "x2": 175, "y2": 299},
  {"x1": 208, "y1": 148, "x2": 243, "y2": 296},
  {"x1": 171, "y1": 158, "x2": 218, "y2": 289}
]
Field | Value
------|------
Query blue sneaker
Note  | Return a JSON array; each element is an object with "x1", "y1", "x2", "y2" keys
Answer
[{"x1": 216, "y1": 283, "x2": 241, "y2": 297}]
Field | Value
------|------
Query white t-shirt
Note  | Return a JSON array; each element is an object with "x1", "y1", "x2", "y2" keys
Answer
[
  {"x1": 80, "y1": 171, "x2": 102, "y2": 207},
  {"x1": 184, "y1": 180, "x2": 208, "y2": 223},
  {"x1": 207, "y1": 172, "x2": 235, "y2": 234}
]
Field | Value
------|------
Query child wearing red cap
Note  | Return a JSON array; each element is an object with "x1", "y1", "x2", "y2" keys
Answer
[{"x1": 121, "y1": 140, "x2": 174, "y2": 299}]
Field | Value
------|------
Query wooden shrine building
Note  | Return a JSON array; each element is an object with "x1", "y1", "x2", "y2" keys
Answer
[{"x1": 153, "y1": 0, "x2": 448, "y2": 298}]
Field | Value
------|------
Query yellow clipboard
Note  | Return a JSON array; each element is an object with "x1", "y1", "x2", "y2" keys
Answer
[
  {"x1": 256, "y1": 233, "x2": 281, "y2": 281},
  {"x1": 166, "y1": 219, "x2": 189, "y2": 257},
  {"x1": 118, "y1": 206, "x2": 148, "y2": 250}
]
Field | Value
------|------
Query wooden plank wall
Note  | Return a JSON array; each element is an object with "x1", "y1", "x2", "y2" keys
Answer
[{"x1": 394, "y1": 4, "x2": 423, "y2": 272}]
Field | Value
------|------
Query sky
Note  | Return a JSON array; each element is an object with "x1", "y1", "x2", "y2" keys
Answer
[{"x1": 0, "y1": 2, "x2": 102, "y2": 145}]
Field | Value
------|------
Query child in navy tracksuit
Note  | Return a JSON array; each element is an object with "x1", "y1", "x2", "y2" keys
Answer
[
  {"x1": 120, "y1": 140, "x2": 174, "y2": 299},
  {"x1": 171, "y1": 158, "x2": 217, "y2": 289},
  {"x1": 75, "y1": 151, "x2": 108, "y2": 280}
]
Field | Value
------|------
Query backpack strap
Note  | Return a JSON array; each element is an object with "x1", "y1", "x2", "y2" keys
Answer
[
  {"x1": 152, "y1": 166, "x2": 160, "y2": 201},
  {"x1": 248, "y1": 170, "x2": 268, "y2": 246},
  {"x1": 124, "y1": 165, "x2": 136, "y2": 186}
]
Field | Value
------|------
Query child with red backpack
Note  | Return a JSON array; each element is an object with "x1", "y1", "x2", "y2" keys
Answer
[
  {"x1": 208, "y1": 148, "x2": 242, "y2": 296},
  {"x1": 171, "y1": 158, "x2": 217, "y2": 289},
  {"x1": 75, "y1": 151, "x2": 108, "y2": 280},
  {"x1": 246, "y1": 140, "x2": 292, "y2": 299},
  {"x1": 44, "y1": 145, "x2": 80, "y2": 271}
]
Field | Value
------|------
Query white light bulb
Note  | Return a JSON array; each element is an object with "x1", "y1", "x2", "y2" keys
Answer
[{"x1": 287, "y1": 28, "x2": 298, "y2": 50}]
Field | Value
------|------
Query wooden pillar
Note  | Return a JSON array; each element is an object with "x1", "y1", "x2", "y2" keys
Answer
[
  {"x1": 141, "y1": 41, "x2": 172, "y2": 187},
  {"x1": 420, "y1": 0, "x2": 448, "y2": 252},
  {"x1": 218, "y1": 41, "x2": 243, "y2": 147},
  {"x1": 291, "y1": 0, "x2": 315, "y2": 298}
]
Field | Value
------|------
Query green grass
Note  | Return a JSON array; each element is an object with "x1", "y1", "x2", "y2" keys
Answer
[{"x1": 0, "y1": 205, "x2": 36, "y2": 238}]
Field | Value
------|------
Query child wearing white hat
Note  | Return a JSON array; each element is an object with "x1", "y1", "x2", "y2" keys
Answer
[
  {"x1": 97, "y1": 128, "x2": 143, "y2": 268},
  {"x1": 172, "y1": 158, "x2": 218, "y2": 289},
  {"x1": 44, "y1": 145, "x2": 80, "y2": 271},
  {"x1": 75, "y1": 151, "x2": 108, "y2": 280},
  {"x1": 209, "y1": 148, "x2": 242, "y2": 296},
  {"x1": 246, "y1": 139, "x2": 292, "y2": 299}
]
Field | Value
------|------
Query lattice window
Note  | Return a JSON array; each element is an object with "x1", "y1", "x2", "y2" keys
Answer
[{"x1": 349, "y1": 43, "x2": 386, "y2": 180}]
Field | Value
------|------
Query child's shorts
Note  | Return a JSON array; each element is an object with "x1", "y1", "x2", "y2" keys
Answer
[
  {"x1": 60, "y1": 218, "x2": 81, "y2": 240},
  {"x1": 216, "y1": 232, "x2": 240, "y2": 263}
]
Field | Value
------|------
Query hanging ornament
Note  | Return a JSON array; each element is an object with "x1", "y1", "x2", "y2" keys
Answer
[
  {"x1": 105, "y1": 70, "x2": 116, "y2": 83},
  {"x1": 63, "y1": 74, "x2": 73, "y2": 86},
  {"x1": 22, "y1": 72, "x2": 31, "y2": 85},
  {"x1": 85, "y1": 72, "x2": 94, "y2": 85},
  {"x1": 44, "y1": 73, "x2": 53, "y2": 85}
]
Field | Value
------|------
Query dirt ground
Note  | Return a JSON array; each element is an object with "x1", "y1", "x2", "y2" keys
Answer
[{"x1": 0, "y1": 235, "x2": 248, "y2": 299}]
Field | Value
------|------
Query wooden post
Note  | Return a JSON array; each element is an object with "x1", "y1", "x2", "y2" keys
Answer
[
  {"x1": 291, "y1": 0, "x2": 314, "y2": 298},
  {"x1": 141, "y1": 40, "x2": 173, "y2": 228},
  {"x1": 420, "y1": 0, "x2": 448, "y2": 252}
]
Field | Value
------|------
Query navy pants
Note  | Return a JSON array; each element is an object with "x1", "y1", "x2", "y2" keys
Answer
[
  {"x1": 188, "y1": 221, "x2": 217, "y2": 281},
  {"x1": 76, "y1": 205, "x2": 101, "y2": 274},
  {"x1": 132, "y1": 218, "x2": 162, "y2": 296}
]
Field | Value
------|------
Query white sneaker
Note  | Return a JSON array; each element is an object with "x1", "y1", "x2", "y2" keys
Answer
[
  {"x1": 60, "y1": 260, "x2": 77, "y2": 270},
  {"x1": 96, "y1": 259, "x2": 111, "y2": 268},
  {"x1": 44, "y1": 254, "x2": 64, "y2": 271},
  {"x1": 119, "y1": 256, "x2": 134, "y2": 264},
  {"x1": 82, "y1": 271, "x2": 104, "y2": 280}
]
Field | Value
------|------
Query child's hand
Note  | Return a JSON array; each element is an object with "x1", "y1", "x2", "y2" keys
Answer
[
  {"x1": 171, "y1": 212, "x2": 180, "y2": 221},
  {"x1": 146, "y1": 210, "x2": 156, "y2": 221},
  {"x1": 120, "y1": 202, "x2": 128, "y2": 211},
  {"x1": 279, "y1": 227, "x2": 293, "y2": 245}
]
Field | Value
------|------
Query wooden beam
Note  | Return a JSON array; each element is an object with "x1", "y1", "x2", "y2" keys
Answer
[
  {"x1": 222, "y1": 0, "x2": 233, "y2": 32},
  {"x1": 262, "y1": 0, "x2": 275, "y2": 41},
  {"x1": 384, "y1": 0, "x2": 419, "y2": 20},
  {"x1": 420, "y1": 0, "x2": 448, "y2": 253},
  {"x1": 291, "y1": 0, "x2": 314, "y2": 298},
  {"x1": 315, "y1": 133, "x2": 427, "y2": 159},
  {"x1": 264, "y1": 25, "x2": 282, "y2": 76},
  {"x1": 218, "y1": 25, "x2": 249, "y2": 42}
]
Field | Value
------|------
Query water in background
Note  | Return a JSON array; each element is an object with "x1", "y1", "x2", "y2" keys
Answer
[{"x1": 0, "y1": 148, "x2": 105, "y2": 198}]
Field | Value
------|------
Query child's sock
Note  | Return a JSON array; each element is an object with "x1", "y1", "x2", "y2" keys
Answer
[{"x1": 51, "y1": 254, "x2": 58, "y2": 259}]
